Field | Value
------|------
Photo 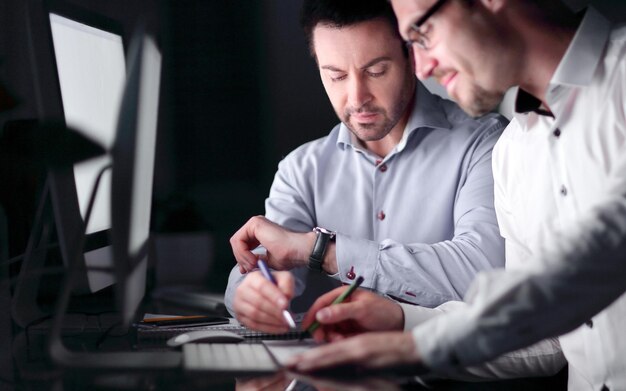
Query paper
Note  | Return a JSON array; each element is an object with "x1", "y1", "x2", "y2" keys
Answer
[{"x1": 262, "y1": 339, "x2": 318, "y2": 366}]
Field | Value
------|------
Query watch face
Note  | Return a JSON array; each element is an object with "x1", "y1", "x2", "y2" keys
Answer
[{"x1": 314, "y1": 226, "x2": 336, "y2": 238}]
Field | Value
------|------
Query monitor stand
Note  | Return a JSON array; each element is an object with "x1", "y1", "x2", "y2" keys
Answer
[
  {"x1": 45, "y1": 171, "x2": 181, "y2": 370},
  {"x1": 47, "y1": 232, "x2": 181, "y2": 370},
  {"x1": 13, "y1": 177, "x2": 180, "y2": 370},
  {"x1": 11, "y1": 178, "x2": 56, "y2": 327}
]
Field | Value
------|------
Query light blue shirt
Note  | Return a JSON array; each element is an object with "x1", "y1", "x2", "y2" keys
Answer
[{"x1": 225, "y1": 82, "x2": 507, "y2": 313}]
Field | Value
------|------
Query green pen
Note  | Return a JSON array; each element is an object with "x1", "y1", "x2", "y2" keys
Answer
[{"x1": 307, "y1": 276, "x2": 364, "y2": 335}]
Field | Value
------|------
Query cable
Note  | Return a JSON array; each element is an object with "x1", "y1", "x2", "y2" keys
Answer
[
  {"x1": 47, "y1": 162, "x2": 115, "y2": 355},
  {"x1": 94, "y1": 320, "x2": 126, "y2": 348},
  {"x1": 0, "y1": 242, "x2": 60, "y2": 268}
]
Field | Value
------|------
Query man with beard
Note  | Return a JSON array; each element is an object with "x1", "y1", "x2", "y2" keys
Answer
[
  {"x1": 225, "y1": 0, "x2": 507, "y2": 336},
  {"x1": 287, "y1": 1, "x2": 626, "y2": 389}
]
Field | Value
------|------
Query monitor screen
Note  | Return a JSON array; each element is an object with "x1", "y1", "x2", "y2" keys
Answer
[
  {"x1": 46, "y1": 9, "x2": 126, "y2": 294},
  {"x1": 49, "y1": 12, "x2": 125, "y2": 235}
]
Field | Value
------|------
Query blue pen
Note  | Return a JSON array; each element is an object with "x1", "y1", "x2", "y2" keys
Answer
[{"x1": 257, "y1": 259, "x2": 297, "y2": 329}]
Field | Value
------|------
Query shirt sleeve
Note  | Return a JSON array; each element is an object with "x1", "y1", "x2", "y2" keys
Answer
[
  {"x1": 399, "y1": 302, "x2": 565, "y2": 380},
  {"x1": 336, "y1": 120, "x2": 506, "y2": 307},
  {"x1": 411, "y1": 188, "x2": 626, "y2": 373}
]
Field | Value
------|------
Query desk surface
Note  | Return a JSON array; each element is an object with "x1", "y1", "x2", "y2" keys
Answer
[
  {"x1": 5, "y1": 323, "x2": 568, "y2": 391},
  {"x1": 1, "y1": 291, "x2": 567, "y2": 391}
]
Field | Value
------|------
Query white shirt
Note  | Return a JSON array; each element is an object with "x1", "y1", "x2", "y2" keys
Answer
[
  {"x1": 410, "y1": 8, "x2": 626, "y2": 390},
  {"x1": 225, "y1": 82, "x2": 507, "y2": 312}
]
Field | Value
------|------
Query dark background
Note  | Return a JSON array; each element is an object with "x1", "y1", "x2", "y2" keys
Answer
[{"x1": 0, "y1": 0, "x2": 337, "y2": 293}]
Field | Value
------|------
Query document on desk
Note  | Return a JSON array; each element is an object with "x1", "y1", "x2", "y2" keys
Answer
[{"x1": 262, "y1": 339, "x2": 319, "y2": 366}]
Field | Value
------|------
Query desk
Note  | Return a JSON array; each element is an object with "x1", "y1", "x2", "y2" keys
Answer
[{"x1": 5, "y1": 320, "x2": 568, "y2": 391}]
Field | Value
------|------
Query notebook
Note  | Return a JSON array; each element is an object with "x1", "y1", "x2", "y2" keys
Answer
[{"x1": 136, "y1": 316, "x2": 306, "y2": 343}]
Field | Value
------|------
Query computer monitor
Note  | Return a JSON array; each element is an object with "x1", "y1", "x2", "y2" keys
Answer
[
  {"x1": 48, "y1": 10, "x2": 125, "y2": 294},
  {"x1": 47, "y1": 30, "x2": 181, "y2": 369},
  {"x1": 110, "y1": 29, "x2": 161, "y2": 326},
  {"x1": 25, "y1": 0, "x2": 127, "y2": 295},
  {"x1": 11, "y1": 0, "x2": 127, "y2": 328}
]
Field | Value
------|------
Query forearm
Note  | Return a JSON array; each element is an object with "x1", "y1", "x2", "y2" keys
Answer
[
  {"x1": 400, "y1": 302, "x2": 565, "y2": 380},
  {"x1": 334, "y1": 228, "x2": 504, "y2": 307},
  {"x1": 224, "y1": 266, "x2": 246, "y2": 316}
]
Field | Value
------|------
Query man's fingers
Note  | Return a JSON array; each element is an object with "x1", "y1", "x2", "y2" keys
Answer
[
  {"x1": 237, "y1": 313, "x2": 290, "y2": 333},
  {"x1": 315, "y1": 301, "x2": 363, "y2": 324},
  {"x1": 230, "y1": 216, "x2": 266, "y2": 271},
  {"x1": 233, "y1": 250, "x2": 258, "y2": 273},
  {"x1": 286, "y1": 338, "x2": 362, "y2": 372},
  {"x1": 301, "y1": 286, "x2": 350, "y2": 328},
  {"x1": 233, "y1": 272, "x2": 292, "y2": 330},
  {"x1": 249, "y1": 275, "x2": 289, "y2": 309},
  {"x1": 235, "y1": 294, "x2": 284, "y2": 323},
  {"x1": 274, "y1": 271, "x2": 295, "y2": 300},
  {"x1": 287, "y1": 333, "x2": 420, "y2": 372},
  {"x1": 237, "y1": 276, "x2": 288, "y2": 313},
  {"x1": 235, "y1": 302, "x2": 288, "y2": 333}
]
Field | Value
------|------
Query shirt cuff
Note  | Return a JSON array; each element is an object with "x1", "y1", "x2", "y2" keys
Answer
[
  {"x1": 335, "y1": 233, "x2": 380, "y2": 287},
  {"x1": 411, "y1": 307, "x2": 476, "y2": 371},
  {"x1": 399, "y1": 303, "x2": 440, "y2": 331}
]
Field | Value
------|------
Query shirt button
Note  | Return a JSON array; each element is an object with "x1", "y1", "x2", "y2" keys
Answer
[
  {"x1": 553, "y1": 128, "x2": 561, "y2": 137},
  {"x1": 375, "y1": 159, "x2": 383, "y2": 166},
  {"x1": 585, "y1": 319, "x2": 593, "y2": 328},
  {"x1": 377, "y1": 211, "x2": 386, "y2": 221},
  {"x1": 379, "y1": 164, "x2": 388, "y2": 172},
  {"x1": 560, "y1": 185, "x2": 568, "y2": 196},
  {"x1": 346, "y1": 266, "x2": 356, "y2": 280}
]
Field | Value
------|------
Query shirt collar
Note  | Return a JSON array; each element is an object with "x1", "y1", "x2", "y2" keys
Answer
[
  {"x1": 514, "y1": 89, "x2": 553, "y2": 117},
  {"x1": 550, "y1": 7, "x2": 610, "y2": 89},
  {"x1": 514, "y1": 7, "x2": 611, "y2": 117},
  {"x1": 337, "y1": 81, "x2": 451, "y2": 150}
]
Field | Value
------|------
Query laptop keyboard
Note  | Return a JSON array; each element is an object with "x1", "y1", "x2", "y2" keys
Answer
[{"x1": 183, "y1": 343, "x2": 278, "y2": 373}]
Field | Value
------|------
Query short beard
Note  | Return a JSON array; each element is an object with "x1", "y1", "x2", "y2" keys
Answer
[
  {"x1": 462, "y1": 84, "x2": 505, "y2": 118},
  {"x1": 345, "y1": 114, "x2": 394, "y2": 141}
]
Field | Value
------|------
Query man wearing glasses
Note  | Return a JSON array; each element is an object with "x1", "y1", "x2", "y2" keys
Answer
[{"x1": 288, "y1": 0, "x2": 626, "y2": 389}]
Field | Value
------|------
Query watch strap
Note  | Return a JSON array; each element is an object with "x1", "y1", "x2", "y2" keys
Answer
[{"x1": 308, "y1": 227, "x2": 335, "y2": 272}]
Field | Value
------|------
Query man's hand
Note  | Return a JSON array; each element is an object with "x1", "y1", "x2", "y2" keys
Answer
[
  {"x1": 233, "y1": 270, "x2": 295, "y2": 333},
  {"x1": 302, "y1": 286, "x2": 404, "y2": 342},
  {"x1": 230, "y1": 216, "x2": 313, "y2": 273},
  {"x1": 286, "y1": 332, "x2": 420, "y2": 373},
  {"x1": 235, "y1": 372, "x2": 294, "y2": 391}
]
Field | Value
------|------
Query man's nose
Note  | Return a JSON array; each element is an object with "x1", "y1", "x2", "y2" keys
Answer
[
  {"x1": 413, "y1": 48, "x2": 436, "y2": 80},
  {"x1": 347, "y1": 77, "x2": 372, "y2": 108}
]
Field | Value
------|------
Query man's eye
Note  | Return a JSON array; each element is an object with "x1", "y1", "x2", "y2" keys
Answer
[
  {"x1": 329, "y1": 73, "x2": 347, "y2": 82},
  {"x1": 407, "y1": 27, "x2": 422, "y2": 42},
  {"x1": 420, "y1": 23, "x2": 432, "y2": 37},
  {"x1": 408, "y1": 24, "x2": 432, "y2": 49},
  {"x1": 366, "y1": 64, "x2": 388, "y2": 78},
  {"x1": 367, "y1": 70, "x2": 386, "y2": 78}
]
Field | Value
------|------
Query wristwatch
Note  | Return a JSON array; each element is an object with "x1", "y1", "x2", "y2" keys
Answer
[{"x1": 308, "y1": 227, "x2": 336, "y2": 272}]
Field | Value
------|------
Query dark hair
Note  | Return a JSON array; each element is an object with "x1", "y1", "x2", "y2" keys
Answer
[{"x1": 300, "y1": 0, "x2": 404, "y2": 58}]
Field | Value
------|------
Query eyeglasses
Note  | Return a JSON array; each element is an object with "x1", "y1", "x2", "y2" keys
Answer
[{"x1": 405, "y1": 0, "x2": 449, "y2": 51}]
